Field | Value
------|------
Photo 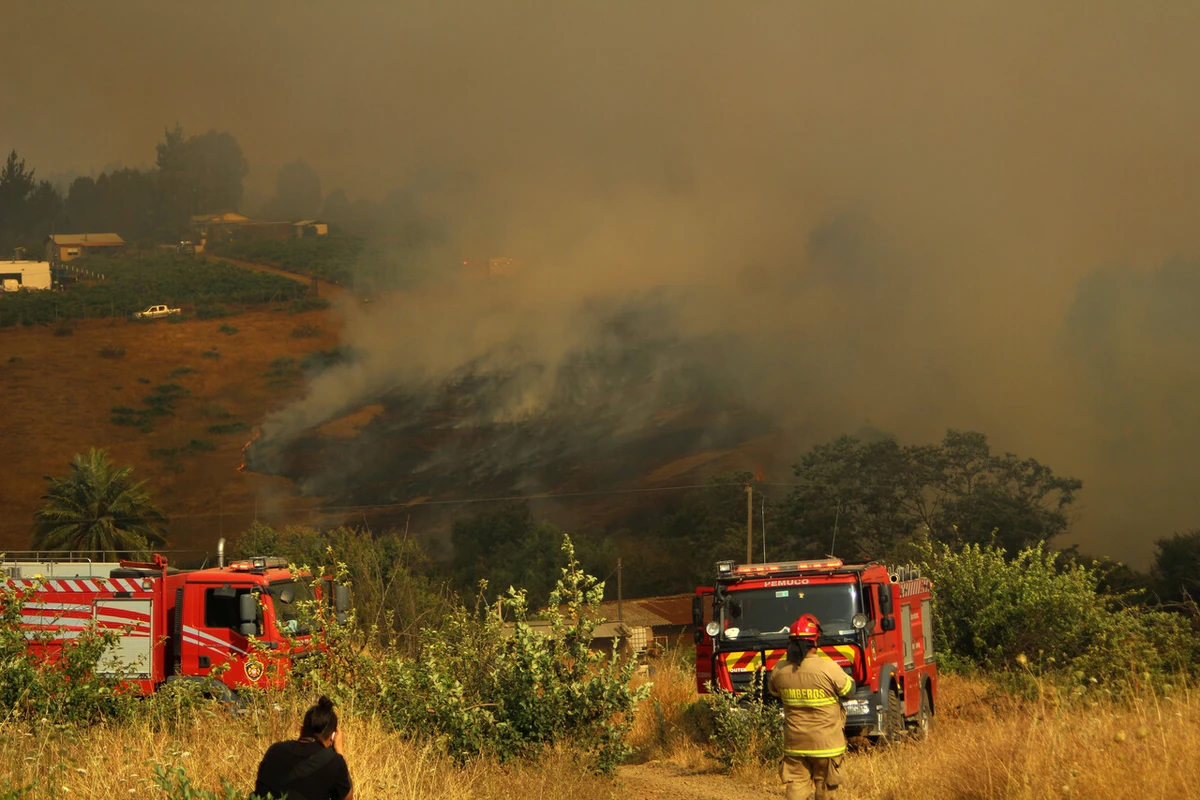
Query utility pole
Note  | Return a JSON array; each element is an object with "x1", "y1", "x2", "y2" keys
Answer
[
  {"x1": 745, "y1": 482, "x2": 754, "y2": 564},
  {"x1": 617, "y1": 557, "x2": 624, "y2": 623}
]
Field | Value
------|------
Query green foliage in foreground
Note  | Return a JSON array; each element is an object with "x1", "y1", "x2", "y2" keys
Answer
[
  {"x1": 0, "y1": 254, "x2": 302, "y2": 326},
  {"x1": 912, "y1": 537, "x2": 1200, "y2": 694},
  {"x1": 290, "y1": 536, "x2": 649, "y2": 773}
]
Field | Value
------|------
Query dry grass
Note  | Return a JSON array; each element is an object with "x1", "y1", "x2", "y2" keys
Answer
[
  {"x1": 1, "y1": 668, "x2": 1197, "y2": 799},
  {"x1": 0, "y1": 695, "x2": 616, "y2": 799}
]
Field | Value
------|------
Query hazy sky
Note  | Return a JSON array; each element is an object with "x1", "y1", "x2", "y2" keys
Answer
[{"x1": 7, "y1": 1, "x2": 1200, "y2": 565}]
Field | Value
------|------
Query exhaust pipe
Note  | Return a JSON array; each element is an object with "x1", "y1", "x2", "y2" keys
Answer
[{"x1": 218, "y1": 537, "x2": 225, "y2": 568}]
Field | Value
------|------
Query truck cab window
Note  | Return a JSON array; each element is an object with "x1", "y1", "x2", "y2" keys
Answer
[{"x1": 205, "y1": 587, "x2": 255, "y2": 631}]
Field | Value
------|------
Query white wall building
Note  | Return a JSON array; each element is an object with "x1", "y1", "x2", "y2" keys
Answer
[{"x1": 0, "y1": 260, "x2": 51, "y2": 292}]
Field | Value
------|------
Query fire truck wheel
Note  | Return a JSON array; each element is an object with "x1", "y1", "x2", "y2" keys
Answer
[
  {"x1": 911, "y1": 686, "x2": 932, "y2": 741},
  {"x1": 883, "y1": 687, "x2": 905, "y2": 744}
]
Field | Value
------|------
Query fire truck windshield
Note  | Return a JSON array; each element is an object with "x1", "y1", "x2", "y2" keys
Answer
[
  {"x1": 265, "y1": 579, "x2": 314, "y2": 635},
  {"x1": 724, "y1": 583, "x2": 860, "y2": 639}
]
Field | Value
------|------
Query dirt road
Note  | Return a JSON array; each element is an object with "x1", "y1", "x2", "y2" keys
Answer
[
  {"x1": 617, "y1": 762, "x2": 779, "y2": 800},
  {"x1": 205, "y1": 253, "x2": 344, "y2": 298}
]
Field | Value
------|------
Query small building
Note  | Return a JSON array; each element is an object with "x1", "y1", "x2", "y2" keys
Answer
[
  {"x1": 190, "y1": 212, "x2": 296, "y2": 242},
  {"x1": 45, "y1": 233, "x2": 125, "y2": 263},
  {"x1": 293, "y1": 220, "x2": 329, "y2": 237},
  {"x1": 0, "y1": 260, "x2": 52, "y2": 291}
]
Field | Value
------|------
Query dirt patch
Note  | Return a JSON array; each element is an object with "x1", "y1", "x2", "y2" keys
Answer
[
  {"x1": 0, "y1": 305, "x2": 343, "y2": 556},
  {"x1": 617, "y1": 761, "x2": 780, "y2": 800}
]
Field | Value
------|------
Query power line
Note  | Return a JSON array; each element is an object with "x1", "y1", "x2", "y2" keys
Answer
[{"x1": 0, "y1": 479, "x2": 809, "y2": 529}]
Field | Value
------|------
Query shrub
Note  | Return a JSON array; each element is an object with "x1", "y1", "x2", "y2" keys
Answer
[
  {"x1": 291, "y1": 322, "x2": 321, "y2": 339},
  {"x1": 52, "y1": 320, "x2": 75, "y2": 337},
  {"x1": 289, "y1": 296, "x2": 332, "y2": 314},
  {"x1": 168, "y1": 366, "x2": 197, "y2": 377},
  {"x1": 369, "y1": 536, "x2": 649, "y2": 773},
  {"x1": 208, "y1": 421, "x2": 249, "y2": 435},
  {"x1": 218, "y1": 323, "x2": 239, "y2": 335},
  {"x1": 7, "y1": 356, "x2": 21, "y2": 363},
  {"x1": 201, "y1": 347, "x2": 221, "y2": 359},
  {"x1": 913, "y1": 537, "x2": 1200, "y2": 693},
  {"x1": 704, "y1": 672, "x2": 783, "y2": 768},
  {"x1": 194, "y1": 304, "x2": 238, "y2": 320},
  {"x1": 98, "y1": 345, "x2": 126, "y2": 358},
  {"x1": 0, "y1": 581, "x2": 135, "y2": 724}
]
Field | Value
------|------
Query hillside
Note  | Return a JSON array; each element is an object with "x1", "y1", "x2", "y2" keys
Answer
[{"x1": 0, "y1": 306, "x2": 342, "y2": 557}]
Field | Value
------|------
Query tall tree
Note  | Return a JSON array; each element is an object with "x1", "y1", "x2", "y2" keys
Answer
[
  {"x1": 271, "y1": 159, "x2": 322, "y2": 220},
  {"x1": 776, "y1": 430, "x2": 1081, "y2": 560},
  {"x1": 1151, "y1": 530, "x2": 1200, "y2": 605},
  {"x1": 33, "y1": 449, "x2": 167, "y2": 556},
  {"x1": 155, "y1": 124, "x2": 249, "y2": 231}
]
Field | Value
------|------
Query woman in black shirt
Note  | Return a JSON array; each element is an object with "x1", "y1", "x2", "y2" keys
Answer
[{"x1": 255, "y1": 696, "x2": 353, "y2": 800}]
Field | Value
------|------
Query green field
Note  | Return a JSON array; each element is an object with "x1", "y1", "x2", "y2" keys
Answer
[
  {"x1": 0, "y1": 254, "x2": 304, "y2": 326},
  {"x1": 211, "y1": 236, "x2": 366, "y2": 285}
]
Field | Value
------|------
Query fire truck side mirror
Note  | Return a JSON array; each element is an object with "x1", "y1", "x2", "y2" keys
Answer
[
  {"x1": 334, "y1": 585, "x2": 352, "y2": 614},
  {"x1": 238, "y1": 593, "x2": 258, "y2": 624},
  {"x1": 877, "y1": 586, "x2": 894, "y2": 615},
  {"x1": 691, "y1": 596, "x2": 703, "y2": 628}
]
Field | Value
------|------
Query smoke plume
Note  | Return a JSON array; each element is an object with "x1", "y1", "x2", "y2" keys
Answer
[{"x1": 9, "y1": 1, "x2": 1200, "y2": 565}]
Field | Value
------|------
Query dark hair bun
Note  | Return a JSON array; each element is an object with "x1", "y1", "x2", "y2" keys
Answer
[{"x1": 317, "y1": 696, "x2": 334, "y2": 711}]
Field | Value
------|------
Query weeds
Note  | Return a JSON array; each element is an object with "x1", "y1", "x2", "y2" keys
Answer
[
  {"x1": 168, "y1": 366, "x2": 197, "y2": 377},
  {"x1": 218, "y1": 323, "x2": 239, "y2": 335},
  {"x1": 208, "y1": 421, "x2": 249, "y2": 435},
  {"x1": 201, "y1": 347, "x2": 221, "y2": 359},
  {"x1": 98, "y1": 345, "x2": 126, "y2": 358},
  {"x1": 291, "y1": 322, "x2": 322, "y2": 339}
]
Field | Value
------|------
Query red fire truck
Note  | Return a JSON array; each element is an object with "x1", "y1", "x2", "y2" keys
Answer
[
  {"x1": 2, "y1": 548, "x2": 351, "y2": 697},
  {"x1": 694, "y1": 558, "x2": 937, "y2": 741}
]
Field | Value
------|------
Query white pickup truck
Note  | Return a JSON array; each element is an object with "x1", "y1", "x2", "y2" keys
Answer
[{"x1": 133, "y1": 304, "x2": 182, "y2": 320}]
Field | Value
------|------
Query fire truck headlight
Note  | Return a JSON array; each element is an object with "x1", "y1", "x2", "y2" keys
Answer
[
  {"x1": 705, "y1": 621, "x2": 720, "y2": 638},
  {"x1": 852, "y1": 613, "x2": 868, "y2": 630},
  {"x1": 843, "y1": 699, "x2": 871, "y2": 716}
]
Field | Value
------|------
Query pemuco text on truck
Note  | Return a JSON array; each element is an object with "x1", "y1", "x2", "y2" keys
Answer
[
  {"x1": 694, "y1": 557, "x2": 937, "y2": 741},
  {"x1": 2, "y1": 546, "x2": 352, "y2": 697}
]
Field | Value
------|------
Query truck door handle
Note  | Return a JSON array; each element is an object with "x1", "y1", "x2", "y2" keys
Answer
[{"x1": 199, "y1": 656, "x2": 210, "y2": 668}]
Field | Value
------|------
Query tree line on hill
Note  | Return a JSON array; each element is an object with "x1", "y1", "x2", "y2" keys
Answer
[
  {"x1": 32, "y1": 430, "x2": 1200, "y2": 613},
  {"x1": 3, "y1": 127, "x2": 448, "y2": 264}
]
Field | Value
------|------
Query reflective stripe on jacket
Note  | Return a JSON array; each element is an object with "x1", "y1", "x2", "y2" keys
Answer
[{"x1": 769, "y1": 650, "x2": 856, "y2": 758}]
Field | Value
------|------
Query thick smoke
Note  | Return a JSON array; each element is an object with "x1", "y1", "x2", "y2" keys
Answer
[{"x1": 9, "y1": 2, "x2": 1200, "y2": 565}]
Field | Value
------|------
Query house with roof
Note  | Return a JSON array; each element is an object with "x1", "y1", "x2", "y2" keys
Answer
[
  {"x1": 293, "y1": 220, "x2": 328, "y2": 237},
  {"x1": 45, "y1": 233, "x2": 125, "y2": 263},
  {"x1": 504, "y1": 592, "x2": 697, "y2": 656}
]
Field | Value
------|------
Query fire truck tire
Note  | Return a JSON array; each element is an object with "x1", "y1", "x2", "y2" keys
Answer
[
  {"x1": 911, "y1": 686, "x2": 932, "y2": 740},
  {"x1": 882, "y1": 687, "x2": 905, "y2": 744}
]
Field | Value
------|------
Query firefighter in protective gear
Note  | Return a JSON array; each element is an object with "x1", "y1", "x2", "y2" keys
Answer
[{"x1": 768, "y1": 613, "x2": 855, "y2": 800}]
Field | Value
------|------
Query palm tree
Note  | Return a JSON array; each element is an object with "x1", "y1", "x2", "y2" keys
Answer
[{"x1": 33, "y1": 448, "x2": 167, "y2": 556}]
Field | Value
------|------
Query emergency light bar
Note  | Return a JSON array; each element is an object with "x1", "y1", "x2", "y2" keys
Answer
[
  {"x1": 731, "y1": 558, "x2": 844, "y2": 575},
  {"x1": 228, "y1": 556, "x2": 289, "y2": 571}
]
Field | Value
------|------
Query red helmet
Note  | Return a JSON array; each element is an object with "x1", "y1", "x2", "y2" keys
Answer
[{"x1": 789, "y1": 614, "x2": 822, "y2": 641}]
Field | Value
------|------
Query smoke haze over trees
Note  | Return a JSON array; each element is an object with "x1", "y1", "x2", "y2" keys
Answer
[{"x1": 6, "y1": 2, "x2": 1200, "y2": 565}]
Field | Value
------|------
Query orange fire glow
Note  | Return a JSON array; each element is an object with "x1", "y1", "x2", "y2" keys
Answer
[{"x1": 238, "y1": 428, "x2": 262, "y2": 473}]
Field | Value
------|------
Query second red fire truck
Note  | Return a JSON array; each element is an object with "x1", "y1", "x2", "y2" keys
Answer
[
  {"x1": 694, "y1": 557, "x2": 937, "y2": 741},
  {"x1": 2, "y1": 546, "x2": 351, "y2": 697}
]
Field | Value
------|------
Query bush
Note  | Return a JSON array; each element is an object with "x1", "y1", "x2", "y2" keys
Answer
[
  {"x1": 0, "y1": 581, "x2": 135, "y2": 724},
  {"x1": 289, "y1": 296, "x2": 332, "y2": 314},
  {"x1": 913, "y1": 538, "x2": 1200, "y2": 693},
  {"x1": 369, "y1": 537, "x2": 649, "y2": 773},
  {"x1": 98, "y1": 345, "x2": 126, "y2": 358},
  {"x1": 208, "y1": 421, "x2": 248, "y2": 435},
  {"x1": 218, "y1": 323, "x2": 239, "y2": 335},
  {"x1": 704, "y1": 672, "x2": 783, "y2": 768},
  {"x1": 168, "y1": 366, "x2": 197, "y2": 377},
  {"x1": 201, "y1": 347, "x2": 220, "y2": 359},
  {"x1": 195, "y1": 304, "x2": 239, "y2": 320},
  {"x1": 291, "y1": 322, "x2": 321, "y2": 339}
]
